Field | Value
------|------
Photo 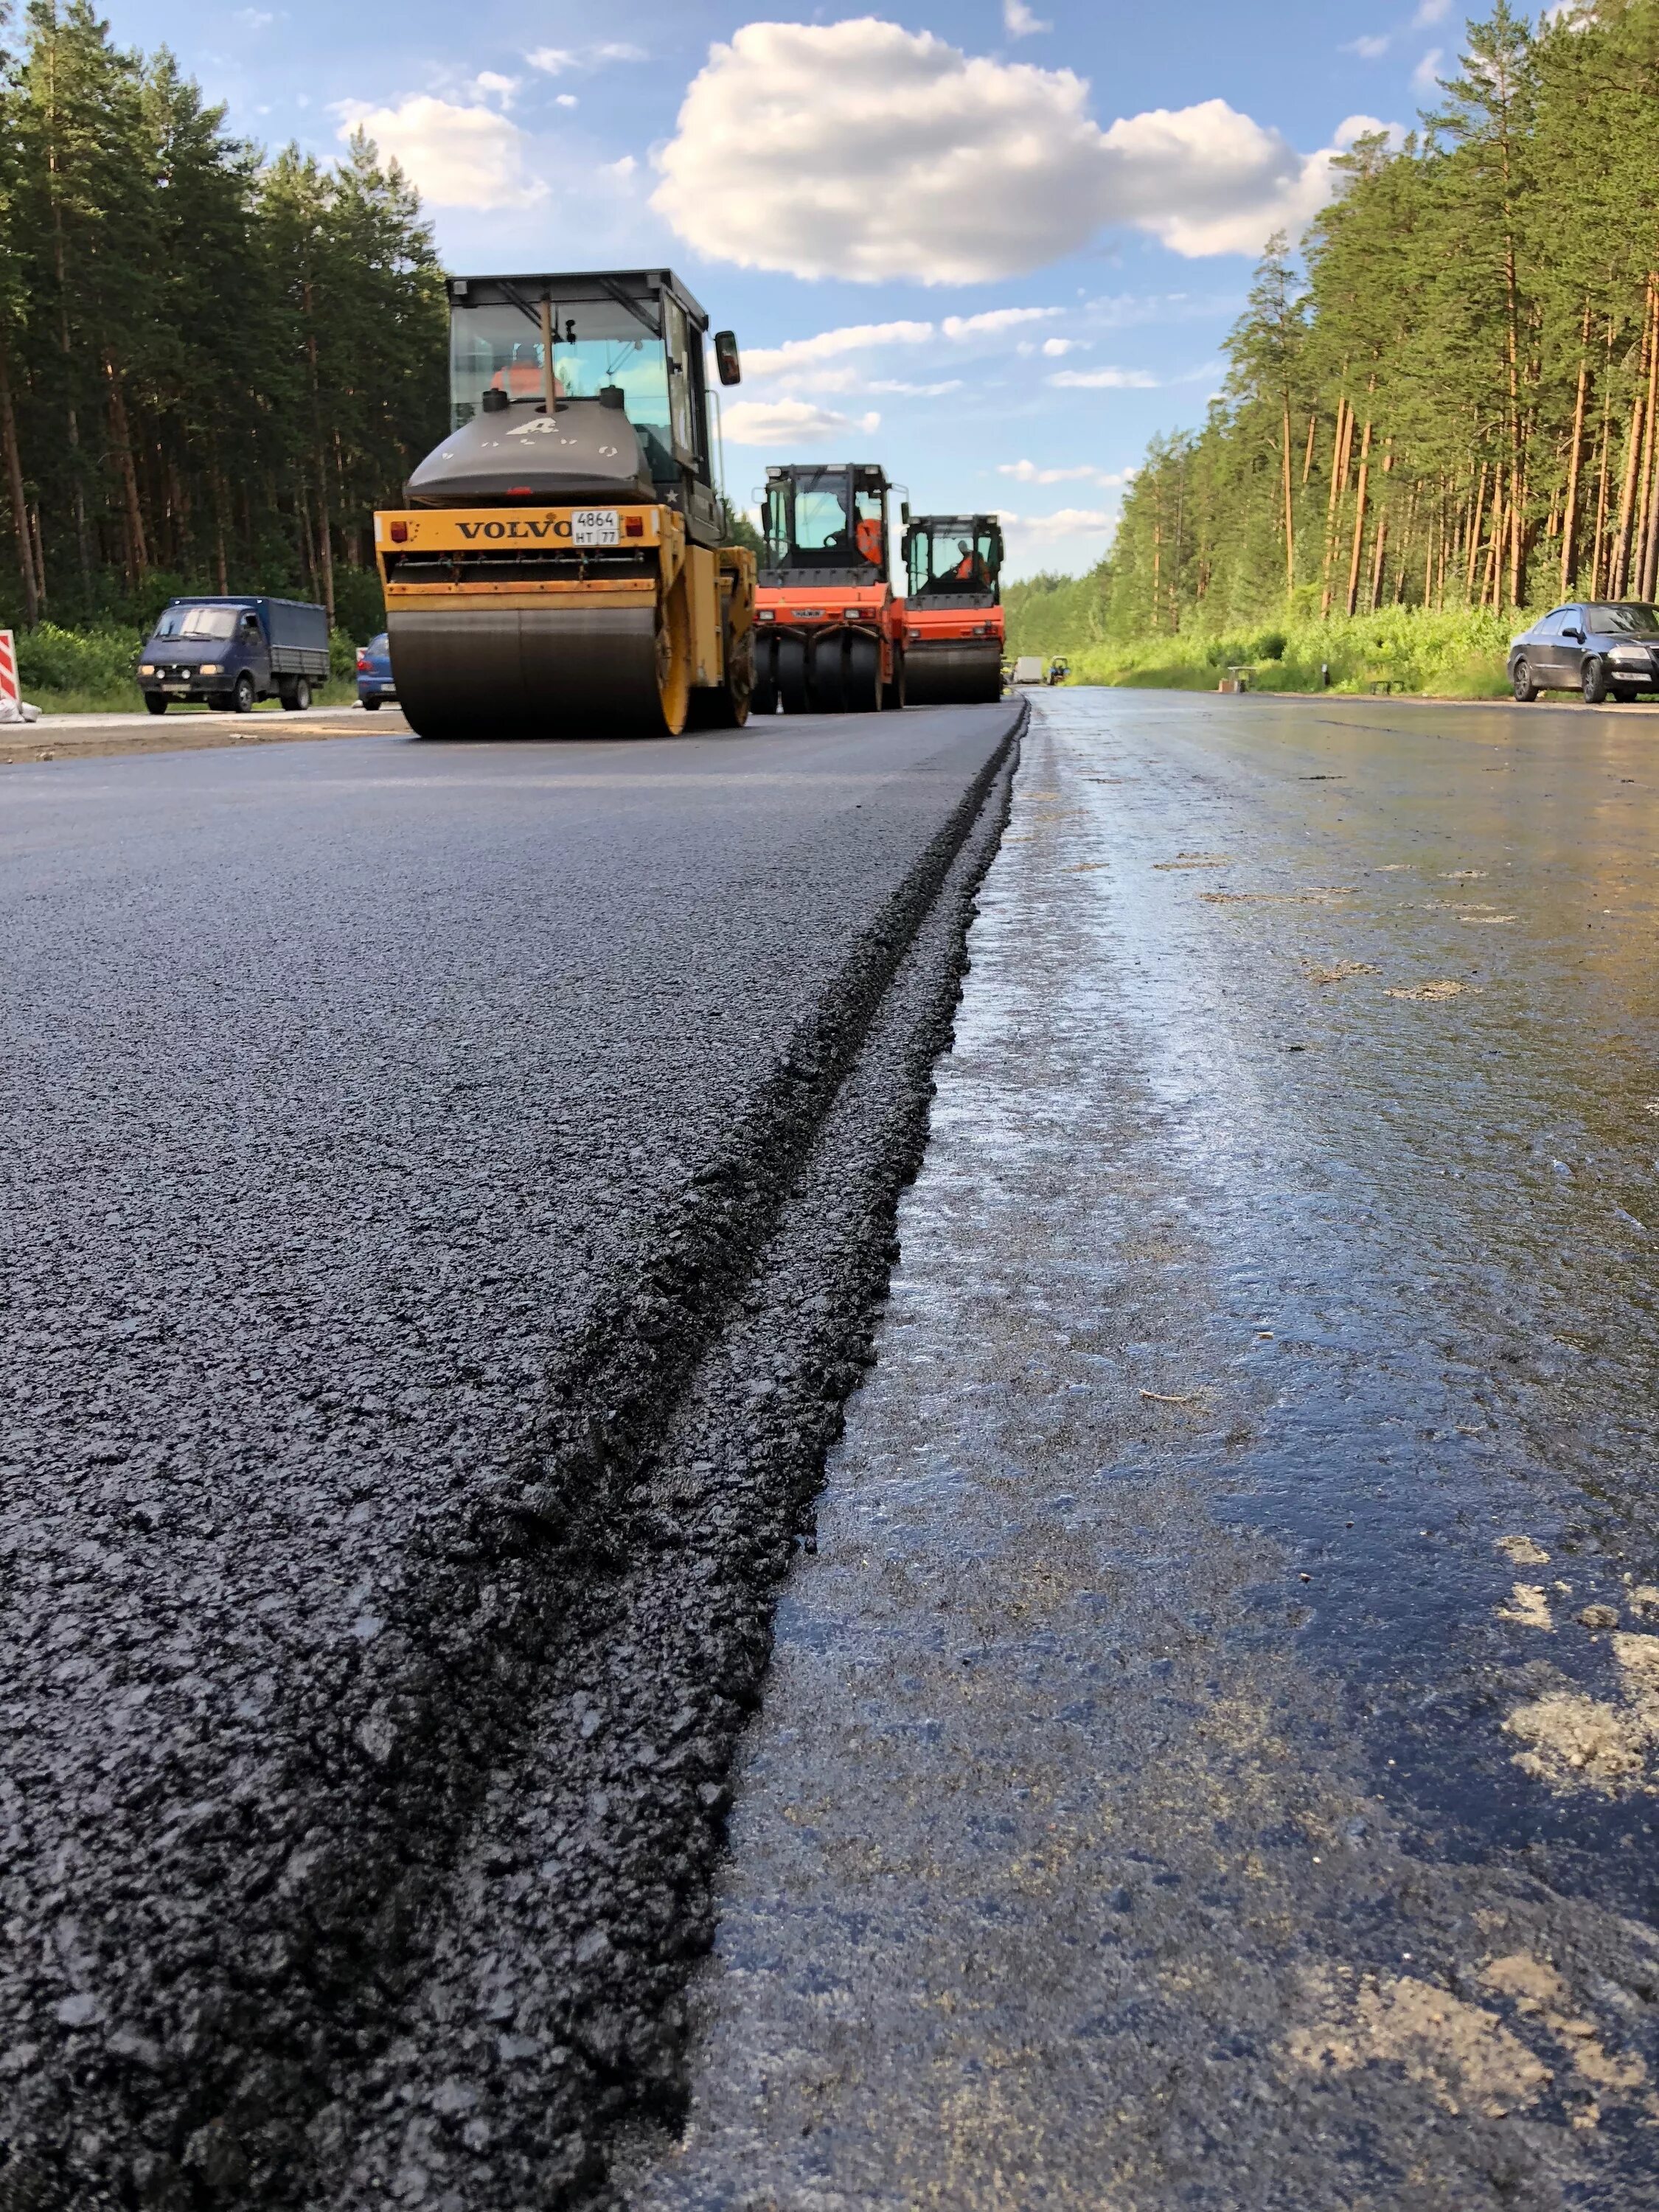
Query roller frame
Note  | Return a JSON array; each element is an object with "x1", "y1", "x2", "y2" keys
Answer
[{"x1": 373, "y1": 503, "x2": 754, "y2": 740}]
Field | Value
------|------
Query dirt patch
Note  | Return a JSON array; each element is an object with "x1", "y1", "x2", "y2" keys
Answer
[
  {"x1": 1498, "y1": 1535, "x2": 1551, "y2": 1567},
  {"x1": 1302, "y1": 960, "x2": 1378, "y2": 986},
  {"x1": 1153, "y1": 853, "x2": 1233, "y2": 871},
  {"x1": 1385, "y1": 979, "x2": 1482, "y2": 1003},
  {"x1": 1200, "y1": 886, "x2": 1355, "y2": 905},
  {"x1": 1284, "y1": 1968, "x2": 1553, "y2": 2119}
]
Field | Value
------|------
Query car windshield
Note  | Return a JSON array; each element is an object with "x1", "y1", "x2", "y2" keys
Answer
[
  {"x1": 1585, "y1": 603, "x2": 1659, "y2": 633},
  {"x1": 449, "y1": 292, "x2": 678, "y2": 453},
  {"x1": 908, "y1": 523, "x2": 1001, "y2": 597},
  {"x1": 152, "y1": 605, "x2": 238, "y2": 640}
]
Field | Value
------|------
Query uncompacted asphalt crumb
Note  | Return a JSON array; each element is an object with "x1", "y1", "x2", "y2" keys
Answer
[
  {"x1": 624, "y1": 692, "x2": 1659, "y2": 2212},
  {"x1": 0, "y1": 705, "x2": 1020, "y2": 2211}
]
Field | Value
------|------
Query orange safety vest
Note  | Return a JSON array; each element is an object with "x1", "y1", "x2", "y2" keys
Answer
[{"x1": 855, "y1": 516, "x2": 883, "y2": 566}]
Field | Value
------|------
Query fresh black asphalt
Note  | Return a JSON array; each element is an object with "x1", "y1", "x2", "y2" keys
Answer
[{"x1": 0, "y1": 706, "x2": 1020, "y2": 2211}]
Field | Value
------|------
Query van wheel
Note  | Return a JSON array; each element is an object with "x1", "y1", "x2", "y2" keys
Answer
[
  {"x1": 361, "y1": 696, "x2": 381, "y2": 712},
  {"x1": 144, "y1": 695, "x2": 168, "y2": 716},
  {"x1": 280, "y1": 677, "x2": 310, "y2": 713},
  {"x1": 232, "y1": 673, "x2": 255, "y2": 714}
]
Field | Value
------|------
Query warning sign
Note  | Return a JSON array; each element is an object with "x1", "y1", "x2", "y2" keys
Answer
[{"x1": 0, "y1": 630, "x2": 17, "y2": 712}]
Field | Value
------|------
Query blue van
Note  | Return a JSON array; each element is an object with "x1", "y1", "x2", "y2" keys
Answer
[{"x1": 138, "y1": 597, "x2": 330, "y2": 715}]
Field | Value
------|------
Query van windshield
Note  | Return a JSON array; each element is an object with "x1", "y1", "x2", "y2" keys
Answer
[{"x1": 152, "y1": 605, "x2": 240, "y2": 640}]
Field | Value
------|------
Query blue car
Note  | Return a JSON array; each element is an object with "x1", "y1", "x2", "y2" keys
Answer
[{"x1": 357, "y1": 632, "x2": 396, "y2": 709}]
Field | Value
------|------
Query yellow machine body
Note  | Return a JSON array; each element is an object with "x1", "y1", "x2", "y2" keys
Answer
[{"x1": 373, "y1": 504, "x2": 754, "y2": 739}]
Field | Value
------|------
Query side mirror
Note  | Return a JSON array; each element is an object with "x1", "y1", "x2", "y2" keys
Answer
[
  {"x1": 901, "y1": 501, "x2": 911, "y2": 524},
  {"x1": 713, "y1": 330, "x2": 742, "y2": 386},
  {"x1": 1564, "y1": 627, "x2": 1583, "y2": 642}
]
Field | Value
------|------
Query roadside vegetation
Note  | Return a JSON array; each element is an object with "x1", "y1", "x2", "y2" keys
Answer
[
  {"x1": 1009, "y1": 1, "x2": 1659, "y2": 697},
  {"x1": 0, "y1": 1, "x2": 445, "y2": 670}
]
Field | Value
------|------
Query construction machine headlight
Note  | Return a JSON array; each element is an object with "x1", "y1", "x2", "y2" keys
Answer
[
  {"x1": 198, "y1": 663, "x2": 222, "y2": 675},
  {"x1": 758, "y1": 609, "x2": 774, "y2": 622}
]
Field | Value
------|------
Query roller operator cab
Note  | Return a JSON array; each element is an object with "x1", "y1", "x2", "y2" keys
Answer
[
  {"x1": 375, "y1": 269, "x2": 754, "y2": 739},
  {"x1": 751, "y1": 464, "x2": 906, "y2": 714},
  {"x1": 902, "y1": 515, "x2": 1005, "y2": 704}
]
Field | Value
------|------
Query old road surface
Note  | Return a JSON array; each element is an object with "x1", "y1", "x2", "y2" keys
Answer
[
  {"x1": 0, "y1": 703, "x2": 1020, "y2": 2211},
  {"x1": 624, "y1": 691, "x2": 1659, "y2": 2212}
]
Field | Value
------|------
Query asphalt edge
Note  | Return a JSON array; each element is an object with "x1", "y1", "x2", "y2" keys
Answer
[{"x1": 5, "y1": 701, "x2": 1027, "y2": 2211}]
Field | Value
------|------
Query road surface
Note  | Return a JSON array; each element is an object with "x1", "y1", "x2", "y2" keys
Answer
[
  {"x1": 0, "y1": 706, "x2": 1020, "y2": 2211},
  {"x1": 627, "y1": 690, "x2": 1659, "y2": 2212}
]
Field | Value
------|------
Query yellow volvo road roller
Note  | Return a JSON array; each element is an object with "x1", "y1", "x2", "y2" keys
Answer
[{"x1": 375, "y1": 269, "x2": 753, "y2": 737}]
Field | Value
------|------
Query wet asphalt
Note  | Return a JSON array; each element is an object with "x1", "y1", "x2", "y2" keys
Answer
[
  {"x1": 0, "y1": 706, "x2": 1020, "y2": 2210},
  {"x1": 627, "y1": 691, "x2": 1659, "y2": 2211}
]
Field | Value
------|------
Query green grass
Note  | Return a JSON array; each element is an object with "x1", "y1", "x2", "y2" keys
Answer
[{"x1": 1049, "y1": 605, "x2": 1521, "y2": 699}]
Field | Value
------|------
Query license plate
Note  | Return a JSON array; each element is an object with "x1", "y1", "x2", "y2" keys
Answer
[
  {"x1": 571, "y1": 509, "x2": 619, "y2": 546},
  {"x1": 163, "y1": 684, "x2": 187, "y2": 694}
]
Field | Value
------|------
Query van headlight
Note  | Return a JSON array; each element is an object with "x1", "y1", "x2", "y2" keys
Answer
[
  {"x1": 198, "y1": 663, "x2": 221, "y2": 675},
  {"x1": 139, "y1": 663, "x2": 154, "y2": 675}
]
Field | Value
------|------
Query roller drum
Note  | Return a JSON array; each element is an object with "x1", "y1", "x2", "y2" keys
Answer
[
  {"x1": 391, "y1": 605, "x2": 667, "y2": 740},
  {"x1": 902, "y1": 640, "x2": 1004, "y2": 706}
]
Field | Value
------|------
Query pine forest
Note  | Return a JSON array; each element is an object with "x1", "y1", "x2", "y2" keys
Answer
[
  {"x1": 0, "y1": 0, "x2": 447, "y2": 686},
  {"x1": 1010, "y1": 0, "x2": 1659, "y2": 693}
]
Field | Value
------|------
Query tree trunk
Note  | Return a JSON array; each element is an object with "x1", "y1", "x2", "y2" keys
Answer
[
  {"x1": 1281, "y1": 391, "x2": 1295, "y2": 597},
  {"x1": 1321, "y1": 393, "x2": 1352, "y2": 616},
  {"x1": 1465, "y1": 462, "x2": 1489, "y2": 601},
  {"x1": 1301, "y1": 409, "x2": 1318, "y2": 490},
  {"x1": 1559, "y1": 317, "x2": 1590, "y2": 598},
  {"x1": 1345, "y1": 417, "x2": 1374, "y2": 619},
  {"x1": 0, "y1": 327, "x2": 40, "y2": 627},
  {"x1": 103, "y1": 355, "x2": 149, "y2": 585},
  {"x1": 1611, "y1": 382, "x2": 1646, "y2": 597}
]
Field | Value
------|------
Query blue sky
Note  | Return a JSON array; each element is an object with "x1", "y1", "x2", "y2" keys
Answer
[{"x1": 113, "y1": 2, "x2": 1465, "y2": 577}]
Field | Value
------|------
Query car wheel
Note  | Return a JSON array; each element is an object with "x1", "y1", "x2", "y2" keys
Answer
[
  {"x1": 232, "y1": 672, "x2": 256, "y2": 714},
  {"x1": 361, "y1": 696, "x2": 381, "y2": 712},
  {"x1": 1582, "y1": 655, "x2": 1610, "y2": 704},
  {"x1": 1612, "y1": 687, "x2": 1637, "y2": 704},
  {"x1": 1511, "y1": 658, "x2": 1538, "y2": 703},
  {"x1": 144, "y1": 695, "x2": 168, "y2": 716}
]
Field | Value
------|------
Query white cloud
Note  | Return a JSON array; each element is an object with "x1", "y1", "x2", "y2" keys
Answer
[
  {"x1": 526, "y1": 41, "x2": 646, "y2": 75},
  {"x1": 1412, "y1": 46, "x2": 1444, "y2": 91},
  {"x1": 744, "y1": 320, "x2": 934, "y2": 378},
  {"x1": 1344, "y1": 35, "x2": 1390, "y2": 58},
  {"x1": 999, "y1": 506, "x2": 1117, "y2": 543},
  {"x1": 605, "y1": 155, "x2": 638, "y2": 181},
  {"x1": 721, "y1": 399, "x2": 883, "y2": 446},
  {"x1": 999, "y1": 459, "x2": 1133, "y2": 487},
  {"x1": 653, "y1": 20, "x2": 1353, "y2": 282},
  {"x1": 1041, "y1": 336, "x2": 1088, "y2": 356},
  {"x1": 942, "y1": 307, "x2": 1060, "y2": 338},
  {"x1": 1048, "y1": 366, "x2": 1159, "y2": 389},
  {"x1": 472, "y1": 71, "x2": 518, "y2": 107},
  {"x1": 555, "y1": 94, "x2": 577, "y2": 108},
  {"x1": 235, "y1": 7, "x2": 274, "y2": 27},
  {"x1": 867, "y1": 378, "x2": 964, "y2": 396},
  {"x1": 333, "y1": 96, "x2": 546, "y2": 210},
  {"x1": 1413, "y1": 0, "x2": 1450, "y2": 21},
  {"x1": 1004, "y1": 0, "x2": 1051, "y2": 35}
]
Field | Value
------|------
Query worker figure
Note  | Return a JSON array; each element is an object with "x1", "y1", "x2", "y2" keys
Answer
[
  {"x1": 855, "y1": 512, "x2": 884, "y2": 568},
  {"x1": 953, "y1": 538, "x2": 989, "y2": 588}
]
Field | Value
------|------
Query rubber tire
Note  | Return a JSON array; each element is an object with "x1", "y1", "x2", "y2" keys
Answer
[
  {"x1": 361, "y1": 697, "x2": 381, "y2": 712},
  {"x1": 685, "y1": 626, "x2": 754, "y2": 730},
  {"x1": 750, "y1": 633, "x2": 778, "y2": 717},
  {"x1": 883, "y1": 650, "x2": 906, "y2": 712},
  {"x1": 846, "y1": 631, "x2": 882, "y2": 713},
  {"x1": 280, "y1": 676, "x2": 311, "y2": 713},
  {"x1": 776, "y1": 635, "x2": 810, "y2": 716},
  {"x1": 1511, "y1": 658, "x2": 1537, "y2": 703},
  {"x1": 231, "y1": 673, "x2": 256, "y2": 714},
  {"x1": 1612, "y1": 687, "x2": 1637, "y2": 704},
  {"x1": 144, "y1": 695, "x2": 168, "y2": 716},
  {"x1": 1582, "y1": 656, "x2": 1610, "y2": 704},
  {"x1": 812, "y1": 631, "x2": 846, "y2": 714}
]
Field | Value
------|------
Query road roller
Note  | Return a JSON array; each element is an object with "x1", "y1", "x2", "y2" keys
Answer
[
  {"x1": 375, "y1": 269, "x2": 754, "y2": 737},
  {"x1": 899, "y1": 514, "x2": 1006, "y2": 704},
  {"x1": 750, "y1": 463, "x2": 905, "y2": 714}
]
